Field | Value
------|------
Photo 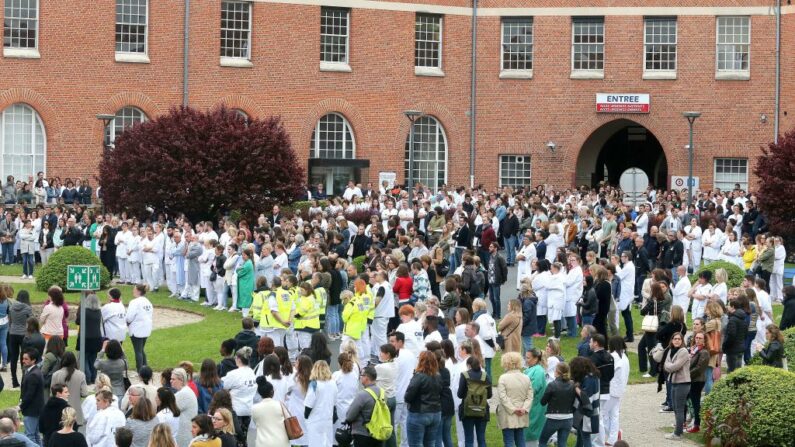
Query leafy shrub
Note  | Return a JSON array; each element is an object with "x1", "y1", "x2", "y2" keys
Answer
[
  {"x1": 352, "y1": 255, "x2": 366, "y2": 273},
  {"x1": 688, "y1": 260, "x2": 745, "y2": 288},
  {"x1": 284, "y1": 200, "x2": 328, "y2": 219},
  {"x1": 36, "y1": 246, "x2": 111, "y2": 292},
  {"x1": 747, "y1": 326, "x2": 795, "y2": 366},
  {"x1": 344, "y1": 209, "x2": 374, "y2": 226},
  {"x1": 702, "y1": 366, "x2": 795, "y2": 446}
]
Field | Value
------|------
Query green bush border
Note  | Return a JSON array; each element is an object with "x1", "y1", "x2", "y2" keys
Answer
[
  {"x1": 688, "y1": 260, "x2": 745, "y2": 288},
  {"x1": 35, "y1": 246, "x2": 111, "y2": 292}
]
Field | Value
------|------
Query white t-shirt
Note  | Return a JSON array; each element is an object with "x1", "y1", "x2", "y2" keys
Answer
[
  {"x1": 374, "y1": 282, "x2": 395, "y2": 318},
  {"x1": 101, "y1": 302, "x2": 127, "y2": 342},
  {"x1": 223, "y1": 366, "x2": 257, "y2": 417},
  {"x1": 396, "y1": 320, "x2": 424, "y2": 354},
  {"x1": 395, "y1": 348, "x2": 418, "y2": 404}
]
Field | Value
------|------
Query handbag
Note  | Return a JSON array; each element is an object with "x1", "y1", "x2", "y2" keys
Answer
[
  {"x1": 280, "y1": 401, "x2": 304, "y2": 440},
  {"x1": 641, "y1": 299, "x2": 659, "y2": 332},
  {"x1": 707, "y1": 331, "x2": 721, "y2": 355},
  {"x1": 122, "y1": 360, "x2": 132, "y2": 391},
  {"x1": 650, "y1": 343, "x2": 665, "y2": 363},
  {"x1": 497, "y1": 320, "x2": 520, "y2": 350},
  {"x1": 335, "y1": 422, "x2": 353, "y2": 447}
]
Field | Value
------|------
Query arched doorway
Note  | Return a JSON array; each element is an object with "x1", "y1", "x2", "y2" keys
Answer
[{"x1": 575, "y1": 119, "x2": 668, "y2": 188}]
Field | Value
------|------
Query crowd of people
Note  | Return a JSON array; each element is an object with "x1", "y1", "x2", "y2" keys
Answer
[{"x1": 0, "y1": 177, "x2": 792, "y2": 447}]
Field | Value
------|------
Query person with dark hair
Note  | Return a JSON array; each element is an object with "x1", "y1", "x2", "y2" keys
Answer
[
  {"x1": 457, "y1": 356, "x2": 492, "y2": 447},
  {"x1": 779, "y1": 285, "x2": 795, "y2": 330},
  {"x1": 95, "y1": 340, "x2": 127, "y2": 401},
  {"x1": 569, "y1": 356, "x2": 601, "y2": 447},
  {"x1": 222, "y1": 348, "x2": 256, "y2": 441},
  {"x1": 20, "y1": 348, "x2": 44, "y2": 445},
  {"x1": 40, "y1": 287, "x2": 65, "y2": 342},
  {"x1": 9, "y1": 291, "x2": 32, "y2": 388},
  {"x1": 39, "y1": 383, "x2": 71, "y2": 447},
  {"x1": 723, "y1": 298, "x2": 749, "y2": 372},
  {"x1": 41, "y1": 335, "x2": 65, "y2": 392},
  {"x1": 588, "y1": 333, "x2": 614, "y2": 446},
  {"x1": 115, "y1": 427, "x2": 133, "y2": 447},
  {"x1": 302, "y1": 332, "x2": 332, "y2": 365},
  {"x1": 101, "y1": 288, "x2": 127, "y2": 343},
  {"x1": 345, "y1": 365, "x2": 383, "y2": 447},
  {"x1": 197, "y1": 359, "x2": 222, "y2": 414},
  {"x1": 251, "y1": 376, "x2": 289, "y2": 446},
  {"x1": 233, "y1": 318, "x2": 260, "y2": 367},
  {"x1": 51, "y1": 352, "x2": 88, "y2": 427},
  {"x1": 663, "y1": 332, "x2": 691, "y2": 441},
  {"x1": 606, "y1": 336, "x2": 629, "y2": 445},
  {"x1": 125, "y1": 396, "x2": 158, "y2": 447},
  {"x1": 217, "y1": 339, "x2": 238, "y2": 378},
  {"x1": 155, "y1": 387, "x2": 182, "y2": 441},
  {"x1": 188, "y1": 414, "x2": 220, "y2": 447}
]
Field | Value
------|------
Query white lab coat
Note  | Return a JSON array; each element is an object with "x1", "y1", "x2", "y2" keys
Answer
[
  {"x1": 126, "y1": 296, "x2": 153, "y2": 338},
  {"x1": 223, "y1": 366, "x2": 257, "y2": 417},
  {"x1": 672, "y1": 276, "x2": 691, "y2": 314},
  {"x1": 86, "y1": 405, "x2": 127, "y2": 447},
  {"x1": 564, "y1": 265, "x2": 583, "y2": 318},
  {"x1": 546, "y1": 272, "x2": 566, "y2": 322},
  {"x1": 615, "y1": 262, "x2": 635, "y2": 311},
  {"x1": 532, "y1": 271, "x2": 550, "y2": 317},
  {"x1": 474, "y1": 313, "x2": 497, "y2": 359},
  {"x1": 101, "y1": 302, "x2": 127, "y2": 342},
  {"x1": 691, "y1": 284, "x2": 713, "y2": 320},
  {"x1": 304, "y1": 379, "x2": 338, "y2": 447},
  {"x1": 701, "y1": 229, "x2": 724, "y2": 262},
  {"x1": 516, "y1": 243, "x2": 536, "y2": 289}
]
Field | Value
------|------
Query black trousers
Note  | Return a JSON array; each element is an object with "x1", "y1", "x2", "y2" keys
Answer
[
  {"x1": 688, "y1": 381, "x2": 706, "y2": 427},
  {"x1": 130, "y1": 336, "x2": 148, "y2": 372},
  {"x1": 8, "y1": 333, "x2": 24, "y2": 386},
  {"x1": 637, "y1": 332, "x2": 657, "y2": 374},
  {"x1": 354, "y1": 434, "x2": 384, "y2": 447},
  {"x1": 621, "y1": 307, "x2": 634, "y2": 340}
]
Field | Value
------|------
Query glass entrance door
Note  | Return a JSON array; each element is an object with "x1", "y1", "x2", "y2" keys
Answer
[{"x1": 309, "y1": 166, "x2": 355, "y2": 196}]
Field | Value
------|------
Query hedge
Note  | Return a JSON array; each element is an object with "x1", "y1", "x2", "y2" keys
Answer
[
  {"x1": 35, "y1": 246, "x2": 111, "y2": 292},
  {"x1": 688, "y1": 260, "x2": 745, "y2": 288},
  {"x1": 702, "y1": 366, "x2": 795, "y2": 446},
  {"x1": 747, "y1": 326, "x2": 795, "y2": 366}
]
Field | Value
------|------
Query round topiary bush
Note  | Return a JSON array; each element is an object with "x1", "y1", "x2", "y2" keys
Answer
[
  {"x1": 702, "y1": 366, "x2": 795, "y2": 446},
  {"x1": 35, "y1": 246, "x2": 111, "y2": 292},
  {"x1": 688, "y1": 260, "x2": 745, "y2": 288},
  {"x1": 747, "y1": 326, "x2": 795, "y2": 366}
]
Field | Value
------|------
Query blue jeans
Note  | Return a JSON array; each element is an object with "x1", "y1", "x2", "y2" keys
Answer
[
  {"x1": 744, "y1": 331, "x2": 757, "y2": 364},
  {"x1": 22, "y1": 253, "x2": 34, "y2": 276},
  {"x1": 326, "y1": 304, "x2": 341, "y2": 334},
  {"x1": 448, "y1": 253, "x2": 458, "y2": 276},
  {"x1": 522, "y1": 335, "x2": 534, "y2": 355},
  {"x1": 539, "y1": 417, "x2": 573, "y2": 447},
  {"x1": 454, "y1": 247, "x2": 464, "y2": 268},
  {"x1": 23, "y1": 416, "x2": 39, "y2": 445},
  {"x1": 488, "y1": 284, "x2": 501, "y2": 318},
  {"x1": 485, "y1": 357, "x2": 493, "y2": 382},
  {"x1": 565, "y1": 316, "x2": 578, "y2": 337},
  {"x1": 504, "y1": 235, "x2": 517, "y2": 264},
  {"x1": 2, "y1": 243, "x2": 13, "y2": 264},
  {"x1": 0, "y1": 325, "x2": 7, "y2": 365},
  {"x1": 502, "y1": 428, "x2": 524, "y2": 447},
  {"x1": 704, "y1": 366, "x2": 714, "y2": 395},
  {"x1": 406, "y1": 411, "x2": 441, "y2": 447},
  {"x1": 582, "y1": 315, "x2": 594, "y2": 327},
  {"x1": 461, "y1": 418, "x2": 486, "y2": 447},
  {"x1": 436, "y1": 414, "x2": 453, "y2": 447}
]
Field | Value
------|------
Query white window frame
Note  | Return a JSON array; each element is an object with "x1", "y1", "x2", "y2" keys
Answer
[
  {"x1": 405, "y1": 116, "x2": 448, "y2": 190},
  {"x1": 104, "y1": 107, "x2": 148, "y2": 148},
  {"x1": 499, "y1": 155, "x2": 532, "y2": 188},
  {"x1": 220, "y1": 1, "x2": 253, "y2": 68},
  {"x1": 115, "y1": 0, "x2": 150, "y2": 63},
  {"x1": 500, "y1": 17, "x2": 534, "y2": 79},
  {"x1": 715, "y1": 16, "x2": 750, "y2": 80},
  {"x1": 3, "y1": 0, "x2": 40, "y2": 58},
  {"x1": 414, "y1": 14, "x2": 444, "y2": 77},
  {"x1": 570, "y1": 17, "x2": 605, "y2": 79},
  {"x1": 713, "y1": 158, "x2": 748, "y2": 191},
  {"x1": 642, "y1": 17, "x2": 677, "y2": 80},
  {"x1": 0, "y1": 103, "x2": 47, "y2": 181},
  {"x1": 319, "y1": 7, "x2": 351, "y2": 72},
  {"x1": 311, "y1": 113, "x2": 356, "y2": 159}
]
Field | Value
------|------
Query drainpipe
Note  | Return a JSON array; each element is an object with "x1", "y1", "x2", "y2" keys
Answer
[
  {"x1": 469, "y1": 0, "x2": 478, "y2": 188},
  {"x1": 774, "y1": 0, "x2": 781, "y2": 144},
  {"x1": 183, "y1": 0, "x2": 191, "y2": 106}
]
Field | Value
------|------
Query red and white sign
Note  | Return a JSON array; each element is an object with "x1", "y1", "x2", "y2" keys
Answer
[{"x1": 596, "y1": 93, "x2": 650, "y2": 113}]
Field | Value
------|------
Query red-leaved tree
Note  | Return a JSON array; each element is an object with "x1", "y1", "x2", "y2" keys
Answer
[
  {"x1": 98, "y1": 106, "x2": 305, "y2": 221},
  {"x1": 754, "y1": 128, "x2": 795, "y2": 240}
]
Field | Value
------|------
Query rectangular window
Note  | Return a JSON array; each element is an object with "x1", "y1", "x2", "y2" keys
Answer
[
  {"x1": 115, "y1": 0, "x2": 148, "y2": 54},
  {"x1": 3, "y1": 0, "x2": 38, "y2": 49},
  {"x1": 501, "y1": 18, "x2": 533, "y2": 71},
  {"x1": 499, "y1": 155, "x2": 532, "y2": 188},
  {"x1": 572, "y1": 17, "x2": 604, "y2": 72},
  {"x1": 320, "y1": 7, "x2": 349, "y2": 64},
  {"x1": 714, "y1": 158, "x2": 748, "y2": 190},
  {"x1": 716, "y1": 16, "x2": 750, "y2": 73},
  {"x1": 644, "y1": 17, "x2": 677, "y2": 72},
  {"x1": 415, "y1": 14, "x2": 442, "y2": 68},
  {"x1": 220, "y1": 1, "x2": 251, "y2": 59}
]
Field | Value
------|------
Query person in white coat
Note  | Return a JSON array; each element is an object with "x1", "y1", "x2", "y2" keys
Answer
[
  {"x1": 221, "y1": 245, "x2": 240, "y2": 311},
  {"x1": 701, "y1": 224, "x2": 723, "y2": 265},
  {"x1": 719, "y1": 231, "x2": 743, "y2": 269},
  {"x1": 126, "y1": 284, "x2": 153, "y2": 373},
  {"x1": 101, "y1": 288, "x2": 127, "y2": 343},
  {"x1": 332, "y1": 352, "x2": 360, "y2": 439},
  {"x1": 126, "y1": 225, "x2": 143, "y2": 285},
  {"x1": 546, "y1": 263, "x2": 567, "y2": 338},
  {"x1": 689, "y1": 271, "x2": 713, "y2": 321},
  {"x1": 171, "y1": 367, "x2": 198, "y2": 447},
  {"x1": 471, "y1": 298, "x2": 497, "y2": 379},
  {"x1": 198, "y1": 239, "x2": 216, "y2": 307},
  {"x1": 564, "y1": 255, "x2": 584, "y2": 337},
  {"x1": 222, "y1": 347, "x2": 257, "y2": 436},
  {"x1": 304, "y1": 361, "x2": 338, "y2": 447},
  {"x1": 544, "y1": 226, "x2": 563, "y2": 263},
  {"x1": 684, "y1": 218, "x2": 702, "y2": 270},
  {"x1": 390, "y1": 331, "x2": 417, "y2": 447},
  {"x1": 771, "y1": 236, "x2": 787, "y2": 302},
  {"x1": 86, "y1": 390, "x2": 126, "y2": 447},
  {"x1": 614, "y1": 252, "x2": 636, "y2": 342},
  {"x1": 516, "y1": 233, "x2": 536, "y2": 290},
  {"x1": 372, "y1": 273, "x2": 395, "y2": 359},
  {"x1": 164, "y1": 227, "x2": 178, "y2": 296},
  {"x1": 605, "y1": 337, "x2": 630, "y2": 446},
  {"x1": 114, "y1": 222, "x2": 131, "y2": 284},
  {"x1": 672, "y1": 266, "x2": 691, "y2": 315},
  {"x1": 532, "y1": 260, "x2": 551, "y2": 336},
  {"x1": 141, "y1": 226, "x2": 162, "y2": 292}
]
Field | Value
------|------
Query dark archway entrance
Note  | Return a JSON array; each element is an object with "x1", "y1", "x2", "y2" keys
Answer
[{"x1": 575, "y1": 119, "x2": 668, "y2": 188}]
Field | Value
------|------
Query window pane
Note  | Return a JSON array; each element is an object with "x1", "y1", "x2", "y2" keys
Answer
[
  {"x1": 499, "y1": 155, "x2": 531, "y2": 188},
  {"x1": 572, "y1": 19, "x2": 604, "y2": 71},
  {"x1": 644, "y1": 18, "x2": 677, "y2": 71},
  {"x1": 320, "y1": 8, "x2": 349, "y2": 63},
  {"x1": 415, "y1": 14, "x2": 442, "y2": 68},
  {"x1": 0, "y1": 103, "x2": 46, "y2": 180},
  {"x1": 310, "y1": 113, "x2": 355, "y2": 159},
  {"x1": 405, "y1": 116, "x2": 447, "y2": 189},
  {"x1": 3, "y1": 0, "x2": 38, "y2": 49},
  {"x1": 220, "y1": 1, "x2": 251, "y2": 59},
  {"x1": 502, "y1": 18, "x2": 533, "y2": 70},
  {"x1": 713, "y1": 158, "x2": 748, "y2": 190},
  {"x1": 105, "y1": 107, "x2": 147, "y2": 148},
  {"x1": 115, "y1": 0, "x2": 147, "y2": 53},
  {"x1": 716, "y1": 16, "x2": 750, "y2": 71}
]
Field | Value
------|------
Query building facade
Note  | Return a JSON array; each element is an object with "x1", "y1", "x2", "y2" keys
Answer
[{"x1": 1, "y1": 0, "x2": 793, "y2": 196}]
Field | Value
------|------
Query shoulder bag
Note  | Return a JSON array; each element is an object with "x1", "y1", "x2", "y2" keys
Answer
[
  {"x1": 280, "y1": 401, "x2": 304, "y2": 440},
  {"x1": 122, "y1": 360, "x2": 132, "y2": 391},
  {"x1": 641, "y1": 299, "x2": 659, "y2": 332}
]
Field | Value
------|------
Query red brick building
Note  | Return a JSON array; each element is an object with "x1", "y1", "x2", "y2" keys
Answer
[{"x1": 1, "y1": 0, "x2": 793, "y2": 195}]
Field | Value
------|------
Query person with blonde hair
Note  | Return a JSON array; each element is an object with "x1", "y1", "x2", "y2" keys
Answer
[
  {"x1": 755, "y1": 323, "x2": 785, "y2": 368},
  {"x1": 47, "y1": 407, "x2": 87, "y2": 446},
  {"x1": 471, "y1": 298, "x2": 497, "y2": 379},
  {"x1": 709, "y1": 268, "x2": 729, "y2": 305},
  {"x1": 497, "y1": 352, "x2": 532, "y2": 446},
  {"x1": 87, "y1": 389, "x2": 126, "y2": 447},
  {"x1": 703, "y1": 300, "x2": 724, "y2": 394},
  {"x1": 544, "y1": 338, "x2": 563, "y2": 384},
  {"x1": 538, "y1": 362, "x2": 576, "y2": 447},
  {"x1": 523, "y1": 348, "x2": 547, "y2": 445},
  {"x1": 147, "y1": 423, "x2": 177, "y2": 447},
  {"x1": 305, "y1": 360, "x2": 338, "y2": 447},
  {"x1": 498, "y1": 299, "x2": 523, "y2": 354},
  {"x1": 210, "y1": 408, "x2": 236, "y2": 447},
  {"x1": 171, "y1": 367, "x2": 198, "y2": 447}
]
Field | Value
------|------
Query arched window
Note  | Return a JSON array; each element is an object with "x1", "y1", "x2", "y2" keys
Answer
[
  {"x1": 232, "y1": 109, "x2": 249, "y2": 120},
  {"x1": 104, "y1": 106, "x2": 147, "y2": 147},
  {"x1": 310, "y1": 113, "x2": 355, "y2": 159},
  {"x1": 0, "y1": 104, "x2": 46, "y2": 181},
  {"x1": 405, "y1": 116, "x2": 447, "y2": 190}
]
